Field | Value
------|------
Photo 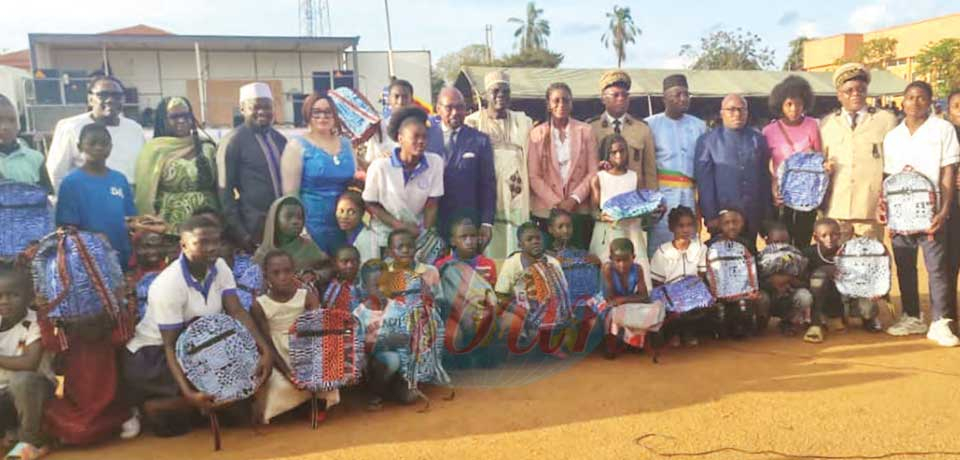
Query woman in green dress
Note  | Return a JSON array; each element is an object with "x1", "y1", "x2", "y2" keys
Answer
[{"x1": 134, "y1": 97, "x2": 219, "y2": 231}]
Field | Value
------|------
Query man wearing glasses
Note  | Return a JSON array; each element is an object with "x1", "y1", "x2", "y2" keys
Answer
[
  {"x1": 46, "y1": 75, "x2": 145, "y2": 190},
  {"x1": 588, "y1": 70, "x2": 657, "y2": 189},
  {"x1": 427, "y1": 86, "x2": 496, "y2": 245},
  {"x1": 819, "y1": 63, "x2": 897, "y2": 240},
  {"x1": 694, "y1": 93, "x2": 772, "y2": 250}
]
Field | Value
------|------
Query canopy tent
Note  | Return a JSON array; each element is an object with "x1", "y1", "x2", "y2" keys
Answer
[{"x1": 454, "y1": 66, "x2": 909, "y2": 123}]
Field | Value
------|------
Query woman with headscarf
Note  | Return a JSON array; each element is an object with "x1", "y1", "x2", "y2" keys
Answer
[
  {"x1": 134, "y1": 97, "x2": 218, "y2": 232},
  {"x1": 254, "y1": 195, "x2": 328, "y2": 271},
  {"x1": 281, "y1": 93, "x2": 356, "y2": 254}
]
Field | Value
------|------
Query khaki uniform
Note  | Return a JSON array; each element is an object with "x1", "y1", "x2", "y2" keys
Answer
[
  {"x1": 588, "y1": 114, "x2": 658, "y2": 190},
  {"x1": 820, "y1": 107, "x2": 898, "y2": 239}
]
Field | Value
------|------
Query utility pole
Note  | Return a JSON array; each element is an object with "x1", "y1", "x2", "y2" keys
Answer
[
  {"x1": 384, "y1": 0, "x2": 396, "y2": 78},
  {"x1": 484, "y1": 24, "x2": 494, "y2": 63}
]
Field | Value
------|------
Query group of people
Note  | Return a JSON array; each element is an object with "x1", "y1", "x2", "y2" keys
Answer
[{"x1": 0, "y1": 59, "x2": 959, "y2": 459}]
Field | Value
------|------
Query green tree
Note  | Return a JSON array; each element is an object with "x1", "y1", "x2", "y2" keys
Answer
[
  {"x1": 434, "y1": 44, "x2": 490, "y2": 83},
  {"x1": 495, "y1": 48, "x2": 564, "y2": 68},
  {"x1": 601, "y1": 5, "x2": 641, "y2": 68},
  {"x1": 915, "y1": 38, "x2": 960, "y2": 98},
  {"x1": 679, "y1": 28, "x2": 776, "y2": 70},
  {"x1": 508, "y1": 2, "x2": 550, "y2": 52},
  {"x1": 782, "y1": 36, "x2": 808, "y2": 71},
  {"x1": 837, "y1": 37, "x2": 898, "y2": 69}
]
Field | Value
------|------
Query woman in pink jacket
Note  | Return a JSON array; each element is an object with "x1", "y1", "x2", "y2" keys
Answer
[{"x1": 527, "y1": 83, "x2": 599, "y2": 250}]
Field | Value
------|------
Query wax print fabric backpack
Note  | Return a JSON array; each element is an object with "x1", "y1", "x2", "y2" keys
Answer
[
  {"x1": 437, "y1": 261, "x2": 498, "y2": 354},
  {"x1": 415, "y1": 228, "x2": 447, "y2": 266},
  {"x1": 777, "y1": 152, "x2": 829, "y2": 212},
  {"x1": 758, "y1": 243, "x2": 808, "y2": 279},
  {"x1": 835, "y1": 237, "x2": 891, "y2": 299},
  {"x1": 651, "y1": 275, "x2": 714, "y2": 314},
  {"x1": 30, "y1": 228, "x2": 131, "y2": 346},
  {"x1": 706, "y1": 240, "x2": 758, "y2": 300},
  {"x1": 328, "y1": 87, "x2": 381, "y2": 145},
  {"x1": 512, "y1": 261, "x2": 573, "y2": 335},
  {"x1": 883, "y1": 170, "x2": 937, "y2": 235},
  {"x1": 0, "y1": 181, "x2": 52, "y2": 258},
  {"x1": 377, "y1": 269, "x2": 449, "y2": 388},
  {"x1": 601, "y1": 189, "x2": 665, "y2": 221},
  {"x1": 288, "y1": 308, "x2": 364, "y2": 393},
  {"x1": 554, "y1": 248, "x2": 601, "y2": 305},
  {"x1": 176, "y1": 314, "x2": 260, "y2": 404}
]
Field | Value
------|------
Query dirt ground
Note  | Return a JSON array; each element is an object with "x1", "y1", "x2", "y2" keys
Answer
[{"x1": 52, "y1": 256, "x2": 960, "y2": 460}]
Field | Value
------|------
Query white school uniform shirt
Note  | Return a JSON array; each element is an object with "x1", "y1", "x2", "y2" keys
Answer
[
  {"x1": 883, "y1": 116, "x2": 960, "y2": 202},
  {"x1": 45, "y1": 112, "x2": 146, "y2": 190},
  {"x1": 361, "y1": 149, "x2": 445, "y2": 247},
  {"x1": 126, "y1": 255, "x2": 238, "y2": 353},
  {"x1": 0, "y1": 310, "x2": 49, "y2": 389},
  {"x1": 649, "y1": 240, "x2": 708, "y2": 284}
]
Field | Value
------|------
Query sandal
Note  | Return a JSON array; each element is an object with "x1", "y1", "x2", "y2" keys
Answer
[
  {"x1": 803, "y1": 325, "x2": 824, "y2": 344},
  {"x1": 5, "y1": 442, "x2": 50, "y2": 460}
]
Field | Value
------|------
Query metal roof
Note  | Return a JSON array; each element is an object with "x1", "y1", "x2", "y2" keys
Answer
[
  {"x1": 456, "y1": 66, "x2": 909, "y2": 99},
  {"x1": 28, "y1": 33, "x2": 360, "y2": 53}
]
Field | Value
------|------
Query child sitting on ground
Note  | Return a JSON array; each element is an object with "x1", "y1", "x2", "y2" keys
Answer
[
  {"x1": 250, "y1": 250, "x2": 335, "y2": 425},
  {"x1": 496, "y1": 223, "x2": 565, "y2": 304},
  {"x1": 547, "y1": 209, "x2": 600, "y2": 266},
  {"x1": 802, "y1": 218, "x2": 882, "y2": 343},
  {"x1": 0, "y1": 263, "x2": 52, "y2": 460},
  {"x1": 436, "y1": 216, "x2": 498, "y2": 287},
  {"x1": 708, "y1": 208, "x2": 760, "y2": 338},
  {"x1": 324, "y1": 246, "x2": 363, "y2": 311},
  {"x1": 650, "y1": 206, "x2": 709, "y2": 347},
  {"x1": 601, "y1": 238, "x2": 662, "y2": 359},
  {"x1": 757, "y1": 221, "x2": 813, "y2": 338}
]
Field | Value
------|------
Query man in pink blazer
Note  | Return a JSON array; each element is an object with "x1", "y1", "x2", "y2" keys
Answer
[{"x1": 527, "y1": 82, "x2": 599, "y2": 250}]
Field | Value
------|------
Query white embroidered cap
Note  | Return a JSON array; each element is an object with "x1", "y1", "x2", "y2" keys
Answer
[{"x1": 239, "y1": 82, "x2": 273, "y2": 103}]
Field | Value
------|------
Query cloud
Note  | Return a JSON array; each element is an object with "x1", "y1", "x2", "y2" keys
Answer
[
  {"x1": 849, "y1": 2, "x2": 889, "y2": 32},
  {"x1": 660, "y1": 55, "x2": 691, "y2": 69},
  {"x1": 796, "y1": 21, "x2": 819, "y2": 37},
  {"x1": 778, "y1": 11, "x2": 799, "y2": 26}
]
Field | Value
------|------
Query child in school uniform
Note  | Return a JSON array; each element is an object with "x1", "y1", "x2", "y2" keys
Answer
[
  {"x1": 756, "y1": 221, "x2": 814, "y2": 337},
  {"x1": 589, "y1": 135, "x2": 648, "y2": 263},
  {"x1": 0, "y1": 263, "x2": 53, "y2": 460},
  {"x1": 601, "y1": 238, "x2": 663, "y2": 359},
  {"x1": 650, "y1": 206, "x2": 709, "y2": 347},
  {"x1": 250, "y1": 250, "x2": 336, "y2": 425}
]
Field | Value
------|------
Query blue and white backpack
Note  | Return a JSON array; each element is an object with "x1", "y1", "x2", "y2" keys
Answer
[
  {"x1": 0, "y1": 181, "x2": 52, "y2": 258},
  {"x1": 777, "y1": 152, "x2": 829, "y2": 212}
]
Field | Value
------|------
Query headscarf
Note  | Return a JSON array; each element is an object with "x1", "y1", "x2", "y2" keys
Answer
[{"x1": 253, "y1": 195, "x2": 328, "y2": 271}]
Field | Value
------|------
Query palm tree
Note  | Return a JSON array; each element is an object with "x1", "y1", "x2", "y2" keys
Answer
[
  {"x1": 508, "y1": 2, "x2": 551, "y2": 52},
  {"x1": 601, "y1": 5, "x2": 641, "y2": 68}
]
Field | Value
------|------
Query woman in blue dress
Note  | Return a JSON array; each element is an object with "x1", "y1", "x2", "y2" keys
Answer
[{"x1": 281, "y1": 93, "x2": 357, "y2": 253}]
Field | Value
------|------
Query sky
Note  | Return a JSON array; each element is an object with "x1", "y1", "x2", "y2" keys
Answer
[{"x1": 2, "y1": 0, "x2": 958, "y2": 73}]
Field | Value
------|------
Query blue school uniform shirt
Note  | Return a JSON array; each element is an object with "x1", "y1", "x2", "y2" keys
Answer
[{"x1": 55, "y1": 168, "x2": 136, "y2": 267}]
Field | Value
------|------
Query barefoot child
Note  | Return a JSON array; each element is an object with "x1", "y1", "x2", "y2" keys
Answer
[
  {"x1": 0, "y1": 263, "x2": 53, "y2": 460},
  {"x1": 250, "y1": 250, "x2": 335, "y2": 424},
  {"x1": 590, "y1": 135, "x2": 647, "y2": 263},
  {"x1": 601, "y1": 238, "x2": 662, "y2": 359},
  {"x1": 650, "y1": 206, "x2": 708, "y2": 347}
]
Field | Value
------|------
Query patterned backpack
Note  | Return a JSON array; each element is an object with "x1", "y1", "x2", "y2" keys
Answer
[
  {"x1": 288, "y1": 308, "x2": 364, "y2": 392},
  {"x1": 415, "y1": 228, "x2": 447, "y2": 266},
  {"x1": 883, "y1": 170, "x2": 937, "y2": 235},
  {"x1": 513, "y1": 261, "x2": 573, "y2": 334},
  {"x1": 554, "y1": 249, "x2": 601, "y2": 305},
  {"x1": 777, "y1": 152, "x2": 829, "y2": 212},
  {"x1": 601, "y1": 189, "x2": 665, "y2": 221},
  {"x1": 30, "y1": 229, "x2": 130, "y2": 347},
  {"x1": 175, "y1": 313, "x2": 261, "y2": 450},
  {"x1": 706, "y1": 240, "x2": 758, "y2": 300},
  {"x1": 328, "y1": 87, "x2": 382, "y2": 145},
  {"x1": 835, "y1": 237, "x2": 891, "y2": 299},
  {"x1": 758, "y1": 243, "x2": 808, "y2": 279},
  {"x1": 651, "y1": 275, "x2": 714, "y2": 314},
  {"x1": 0, "y1": 181, "x2": 52, "y2": 258}
]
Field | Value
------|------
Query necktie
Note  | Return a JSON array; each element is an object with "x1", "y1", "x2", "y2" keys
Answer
[
  {"x1": 612, "y1": 119, "x2": 622, "y2": 134},
  {"x1": 445, "y1": 129, "x2": 457, "y2": 151},
  {"x1": 850, "y1": 112, "x2": 859, "y2": 130}
]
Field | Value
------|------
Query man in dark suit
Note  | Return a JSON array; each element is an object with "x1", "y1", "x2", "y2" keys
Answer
[{"x1": 427, "y1": 87, "x2": 496, "y2": 247}]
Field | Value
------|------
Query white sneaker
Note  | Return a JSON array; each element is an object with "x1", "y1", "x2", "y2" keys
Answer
[
  {"x1": 926, "y1": 318, "x2": 960, "y2": 347},
  {"x1": 886, "y1": 315, "x2": 926, "y2": 336},
  {"x1": 120, "y1": 411, "x2": 141, "y2": 440}
]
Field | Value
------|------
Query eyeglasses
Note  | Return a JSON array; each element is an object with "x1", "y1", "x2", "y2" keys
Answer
[
  {"x1": 311, "y1": 110, "x2": 335, "y2": 119},
  {"x1": 90, "y1": 91, "x2": 125, "y2": 100}
]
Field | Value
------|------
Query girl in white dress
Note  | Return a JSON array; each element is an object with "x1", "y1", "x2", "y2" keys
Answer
[
  {"x1": 590, "y1": 135, "x2": 649, "y2": 268},
  {"x1": 251, "y1": 250, "x2": 339, "y2": 424}
]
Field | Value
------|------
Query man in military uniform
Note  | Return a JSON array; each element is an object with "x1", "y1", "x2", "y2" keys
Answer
[
  {"x1": 588, "y1": 70, "x2": 657, "y2": 189},
  {"x1": 820, "y1": 63, "x2": 897, "y2": 240}
]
